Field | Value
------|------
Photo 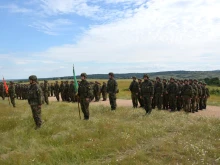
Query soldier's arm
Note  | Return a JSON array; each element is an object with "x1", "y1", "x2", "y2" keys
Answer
[{"x1": 114, "y1": 80, "x2": 118, "y2": 93}]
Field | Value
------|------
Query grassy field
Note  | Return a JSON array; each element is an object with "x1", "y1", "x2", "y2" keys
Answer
[{"x1": 0, "y1": 98, "x2": 220, "y2": 164}]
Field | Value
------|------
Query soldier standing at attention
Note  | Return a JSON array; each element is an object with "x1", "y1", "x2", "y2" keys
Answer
[
  {"x1": 203, "y1": 83, "x2": 210, "y2": 109},
  {"x1": 154, "y1": 77, "x2": 163, "y2": 110},
  {"x1": 181, "y1": 79, "x2": 193, "y2": 113},
  {"x1": 140, "y1": 74, "x2": 154, "y2": 115},
  {"x1": 162, "y1": 79, "x2": 168, "y2": 110},
  {"x1": 28, "y1": 75, "x2": 43, "y2": 130},
  {"x1": 107, "y1": 72, "x2": 118, "y2": 110},
  {"x1": 50, "y1": 83, "x2": 54, "y2": 97},
  {"x1": 78, "y1": 73, "x2": 92, "y2": 120},
  {"x1": 60, "y1": 81, "x2": 65, "y2": 101},
  {"x1": 8, "y1": 81, "x2": 16, "y2": 107},
  {"x1": 94, "y1": 81, "x2": 101, "y2": 102},
  {"x1": 101, "y1": 82, "x2": 107, "y2": 101},
  {"x1": 137, "y1": 79, "x2": 144, "y2": 108},
  {"x1": 129, "y1": 76, "x2": 139, "y2": 108},
  {"x1": 167, "y1": 78, "x2": 178, "y2": 112},
  {"x1": 189, "y1": 79, "x2": 198, "y2": 113},
  {"x1": 54, "y1": 81, "x2": 60, "y2": 101},
  {"x1": 44, "y1": 80, "x2": 49, "y2": 105}
]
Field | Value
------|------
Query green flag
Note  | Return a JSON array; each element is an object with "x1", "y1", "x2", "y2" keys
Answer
[{"x1": 73, "y1": 65, "x2": 78, "y2": 93}]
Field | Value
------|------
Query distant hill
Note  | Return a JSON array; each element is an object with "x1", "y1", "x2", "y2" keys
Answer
[{"x1": 7, "y1": 70, "x2": 220, "y2": 83}]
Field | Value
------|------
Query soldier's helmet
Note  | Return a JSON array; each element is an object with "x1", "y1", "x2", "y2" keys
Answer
[
  {"x1": 29, "y1": 75, "x2": 37, "y2": 81},
  {"x1": 81, "y1": 73, "x2": 87, "y2": 78},
  {"x1": 143, "y1": 74, "x2": 149, "y2": 78},
  {"x1": 108, "y1": 72, "x2": 114, "y2": 76}
]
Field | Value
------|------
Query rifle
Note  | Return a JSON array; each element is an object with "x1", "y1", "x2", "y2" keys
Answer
[{"x1": 77, "y1": 96, "x2": 81, "y2": 120}]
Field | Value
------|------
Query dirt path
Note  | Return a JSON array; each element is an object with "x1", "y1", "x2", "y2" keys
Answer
[{"x1": 49, "y1": 97, "x2": 220, "y2": 118}]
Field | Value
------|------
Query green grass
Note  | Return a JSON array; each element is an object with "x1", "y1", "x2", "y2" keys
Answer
[{"x1": 0, "y1": 99, "x2": 220, "y2": 165}]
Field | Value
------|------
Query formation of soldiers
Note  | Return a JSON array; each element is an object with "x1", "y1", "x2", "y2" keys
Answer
[{"x1": 129, "y1": 75, "x2": 210, "y2": 114}]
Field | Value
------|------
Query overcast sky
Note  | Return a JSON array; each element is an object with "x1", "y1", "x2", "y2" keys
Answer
[{"x1": 0, "y1": 0, "x2": 220, "y2": 79}]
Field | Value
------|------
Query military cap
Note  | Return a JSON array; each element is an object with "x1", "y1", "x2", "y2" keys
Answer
[
  {"x1": 29, "y1": 75, "x2": 37, "y2": 81},
  {"x1": 184, "y1": 79, "x2": 188, "y2": 82},
  {"x1": 193, "y1": 79, "x2": 198, "y2": 82},
  {"x1": 132, "y1": 76, "x2": 136, "y2": 79},
  {"x1": 156, "y1": 77, "x2": 160, "y2": 80},
  {"x1": 170, "y1": 77, "x2": 174, "y2": 80},
  {"x1": 189, "y1": 79, "x2": 193, "y2": 81},
  {"x1": 143, "y1": 74, "x2": 149, "y2": 78},
  {"x1": 109, "y1": 72, "x2": 114, "y2": 76},
  {"x1": 81, "y1": 73, "x2": 87, "y2": 78},
  {"x1": 203, "y1": 82, "x2": 207, "y2": 85},
  {"x1": 44, "y1": 80, "x2": 48, "y2": 83}
]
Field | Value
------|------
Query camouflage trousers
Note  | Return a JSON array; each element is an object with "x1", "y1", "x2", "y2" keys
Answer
[
  {"x1": 131, "y1": 92, "x2": 138, "y2": 108},
  {"x1": 199, "y1": 96, "x2": 205, "y2": 110},
  {"x1": 80, "y1": 98, "x2": 90, "y2": 119},
  {"x1": 182, "y1": 96, "x2": 191, "y2": 112},
  {"x1": 54, "y1": 91, "x2": 60, "y2": 101},
  {"x1": 191, "y1": 97, "x2": 196, "y2": 112},
  {"x1": 138, "y1": 94, "x2": 144, "y2": 107},
  {"x1": 142, "y1": 95, "x2": 152, "y2": 114},
  {"x1": 169, "y1": 94, "x2": 177, "y2": 111},
  {"x1": 94, "y1": 92, "x2": 100, "y2": 101},
  {"x1": 44, "y1": 93, "x2": 49, "y2": 104},
  {"x1": 102, "y1": 92, "x2": 107, "y2": 101},
  {"x1": 70, "y1": 93, "x2": 76, "y2": 102},
  {"x1": 177, "y1": 96, "x2": 183, "y2": 111},
  {"x1": 163, "y1": 93, "x2": 169, "y2": 109},
  {"x1": 9, "y1": 96, "x2": 16, "y2": 107},
  {"x1": 31, "y1": 105, "x2": 42, "y2": 127},
  {"x1": 51, "y1": 90, "x2": 54, "y2": 97},
  {"x1": 109, "y1": 93, "x2": 117, "y2": 110},
  {"x1": 155, "y1": 93, "x2": 163, "y2": 110}
]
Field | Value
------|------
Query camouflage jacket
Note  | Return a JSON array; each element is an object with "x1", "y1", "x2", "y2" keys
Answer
[
  {"x1": 167, "y1": 82, "x2": 178, "y2": 96},
  {"x1": 181, "y1": 84, "x2": 193, "y2": 97},
  {"x1": 107, "y1": 78, "x2": 118, "y2": 94},
  {"x1": 140, "y1": 80, "x2": 154, "y2": 97},
  {"x1": 154, "y1": 81, "x2": 164, "y2": 94},
  {"x1": 8, "y1": 85, "x2": 16, "y2": 97},
  {"x1": 78, "y1": 80, "x2": 93, "y2": 99},
  {"x1": 94, "y1": 84, "x2": 101, "y2": 94},
  {"x1": 129, "y1": 80, "x2": 139, "y2": 93},
  {"x1": 54, "y1": 83, "x2": 60, "y2": 92},
  {"x1": 101, "y1": 84, "x2": 107, "y2": 93},
  {"x1": 28, "y1": 83, "x2": 42, "y2": 105}
]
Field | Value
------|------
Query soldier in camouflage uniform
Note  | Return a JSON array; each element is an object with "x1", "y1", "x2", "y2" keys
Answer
[
  {"x1": 189, "y1": 79, "x2": 198, "y2": 113},
  {"x1": 60, "y1": 81, "x2": 65, "y2": 101},
  {"x1": 140, "y1": 74, "x2": 154, "y2": 114},
  {"x1": 94, "y1": 81, "x2": 101, "y2": 102},
  {"x1": 48, "y1": 83, "x2": 51, "y2": 97},
  {"x1": 154, "y1": 77, "x2": 163, "y2": 110},
  {"x1": 0, "y1": 82, "x2": 5, "y2": 100},
  {"x1": 101, "y1": 82, "x2": 107, "y2": 101},
  {"x1": 54, "y1": 81, "x2": 60, "y2": 101},
  {"x1": 64, "y1": 81, "x2": 70, "y2": 102},
  {"x1": 78, "y1": 73, "x2": 93, "y2": 120},
  {"x1": 203, "y1": 83, "x2": 210, "y2": 109},
  {"x1": 129, "y1": 76, "x2": 139, "y2": 108},
  {"x1": 28, "y1": 75, "x2": 43, "y2": 129},
  {"x1": 137, "y1": 79, "x2": 144, "y2": 108},
  {"x1": 50, "y1": 83, "x2": 54, "y2": 97},
  {"x1": 199, "y1": 82, "x2": 206, "y2": 110},
  {"x1": 181, "y1": 79, "x2": 193, "y2": 112},
  {"x1": 43, "y1": 80, "x2": 49, "y2": 104},
  {"x1": 167, "y1": 78, "x2": 178, "y2": 112},
  {"x1": 162, "y1": 79, "x2": 169, "y2": 110},
  {"x1": 176, "y1": 80, "x2": 183, "y2": 111},
  {"x1": 107, "y1": 72, "x2": 118, "y2": 110},
  {"x1": 8, "y1": 81, "x2": 16, "y2": 107},
  {"x1": 69, "y1": 81, "x2": 76, "y2": 102}
]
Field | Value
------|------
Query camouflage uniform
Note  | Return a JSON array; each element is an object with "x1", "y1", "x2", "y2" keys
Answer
[
  {"x1": 43, "y1": 80, "x2": 49, "y2": 104},
  {"x1": 203, "y1": 83, "x2": 209, "y2": 109},
  {"x1": 140, "y1": 74, "x2": 154, "y2": 114},
  {"x1": 129, "y1": 77, "x2": 139, "y2": 108},
  {"x1": 176, "y1": 80, "x2": 183, "y2": 111},
  {"x1": 189, "y1": 79, "x2": 198, "y2": 113},
  {"x1": 8, "y1": 82, "x2": 16, "y2": 107},
  {"x1": 60, "y1": 81, "x2": 65, "y2": 101},
  {"x1": 101, "y1": 82, "x2": 107, "y2": 101},
  {"x1": 107, "y1": 72, "x2": 118, "y2": 110},
  {"x1": 64, "y1": 81, "x2": 70, "y2": 101},
  {"x1": 167, "y1": 78, "x2": 178, "y2": 111},
  {"x1": 50, "y1": 83, "x2": 54, "y2": 97},
  {"x1": 28, "y1": 75, "x2": 43, "y2": 129},
  {"x1": 181, "y1": 80, "x2": 193, "y2": 112},
  {"x1": 162, "y1": 79, "x2": 169, "y2": 110},
  {"x1": 137, "y1": 79, "x2": 144, "y2": 107},
  {"x1": 154, "y1": 77, "x2": 163, "y2": 110},
  {"x1": 94, "y1": 81, "x2": 101, "y2": 102},
  {"x1": 69, "y1": 81, "x2": 76, "y2": 102},
  {"x1": 78, "y1": 73, "x2": 93, "y2": 120},
  {"x1": 54, "y1": 81, "x2": 60, "y2": 101},
  {"x1": 0, "y1": 83, "x2": 5, "y2": 100}
]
